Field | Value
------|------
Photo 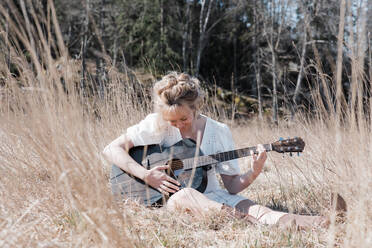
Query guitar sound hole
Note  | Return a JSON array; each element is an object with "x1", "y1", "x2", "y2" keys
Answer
[{"x1": 167, "y1": 159, "x2": 184, "y2": 171}]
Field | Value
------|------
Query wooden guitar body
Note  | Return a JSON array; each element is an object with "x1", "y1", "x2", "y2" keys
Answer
[{"x1": 110, "y1": 139, "x2": 208, "y2": 206}]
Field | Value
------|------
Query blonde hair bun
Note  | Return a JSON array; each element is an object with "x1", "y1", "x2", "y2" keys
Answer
[{"x1": 153, "y1": 72, "x2": 204, "y2": 112}]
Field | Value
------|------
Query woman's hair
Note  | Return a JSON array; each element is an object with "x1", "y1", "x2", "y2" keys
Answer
[{"x1": 153, "y1": 72, "x2": 204, "y2": 113}]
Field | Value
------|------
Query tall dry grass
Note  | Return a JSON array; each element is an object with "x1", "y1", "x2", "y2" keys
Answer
[{"x1": 0, "y1": 1, "x2": 371, "y2": 247}]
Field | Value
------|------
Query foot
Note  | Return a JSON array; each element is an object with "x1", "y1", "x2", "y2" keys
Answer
[{"x1": 278, "y1": 214, "x2": 330, "y2": 230}]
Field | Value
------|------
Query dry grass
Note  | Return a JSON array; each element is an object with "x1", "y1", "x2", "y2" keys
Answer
[
  {"x1": 3, "y1": 81, "x2": 372, "y2": 247},
  {"x1": 0, "y1": 1, "x2": 371, "y2": 247}
]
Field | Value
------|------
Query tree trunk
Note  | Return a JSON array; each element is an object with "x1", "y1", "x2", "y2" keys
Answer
[
  {"x1": 81, "y1": 0, "x2": 90, "y2": 92},
  {"x1": 369, "y1": 31, "x2": 372, "y2": 123},
  {"x1": 233, "y1": 9, "x2": 238, "y2": 91},
  {"x1": 253, "y1": 0, "x2": 263, "y2": 120},
  {"x1": 160, "y1": 0, "x2": 164, "y2": 61},
  {"x1": 292, "y1": 10, "x2": 309, "y2": 119},
  {"x1": 97, "y1": 0, "x2": 106, "y2": 99},
  {"x1": 182, "y1": 2, "x2": 191, "y2": 72},
  {"x1": 19, "y1": 0, "x2": 35, "y2": 54},
  {"x1": 347, "y1": 0, "x2": 357, "y2": 126},
  {"x1": 112, "y1": 20, "x2": 118, "y2": 67},
  {"x1": 335, "y1": 0, "x2": 346, "y2": 123},
  {"x1": 195, "y1": 0, "x2": 214, "y2": 76},
  {"x1": 5, "y1": 5, "x2": 10, "y2": 70},
  {"x1": 271, "y1": 48, "x2": 278, "y2": 124},
  {"x1": 270, "y1": 0, "x2": 278, "y2": 124},
  {"x1": 355, "y1": 0, "x2": 368, "y2": 128}
]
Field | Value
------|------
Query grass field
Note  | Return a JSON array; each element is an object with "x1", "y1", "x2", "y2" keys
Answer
[{"x1": 1, "y1": 66, "x2": 371, "y2": 247}]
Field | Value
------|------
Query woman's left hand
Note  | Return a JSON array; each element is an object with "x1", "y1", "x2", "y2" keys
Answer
[
  {"x1": 250, "y1": 144, "x2": 267, "y2": 177},
  {"x1": 222, "y1": 144, "x2": 268, "y2": 194}
]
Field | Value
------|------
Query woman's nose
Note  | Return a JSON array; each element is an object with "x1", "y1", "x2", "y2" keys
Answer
[{"x1": 175, "y1": 122, "x2": 184, "y2": 129}]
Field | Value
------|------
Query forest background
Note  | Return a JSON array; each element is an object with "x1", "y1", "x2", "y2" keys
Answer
[
  {"x1": 0, "y1": 0, "x2": 371, "y2": 247},
  {"x1": 56, "y1": 0, "x2": 372, "y2": 121},
  {"x1": 3, "y1": 0, "x2": 371, "y2": 121}
]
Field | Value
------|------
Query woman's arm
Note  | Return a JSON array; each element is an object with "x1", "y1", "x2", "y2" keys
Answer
[
  {"x1": 102, "y1": 134, "x2": 148, "y2": 180},
  {"x1": 221, "y1": 145, "x2": 267, "y2": 194},
  {"x1": 102, "y1": 134, "x2": 180, "y2": 195}
]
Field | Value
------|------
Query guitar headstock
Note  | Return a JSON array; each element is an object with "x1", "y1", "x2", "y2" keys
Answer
[{"x1": 271, "y1": 137, "x2": 305, "y2": 153}]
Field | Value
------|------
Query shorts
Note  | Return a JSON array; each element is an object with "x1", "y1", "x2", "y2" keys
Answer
[{"x1": 204, "y1": 189, "x2": 247, "y2": 208}]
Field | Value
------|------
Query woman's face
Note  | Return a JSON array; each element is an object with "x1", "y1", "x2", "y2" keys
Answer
[{"x1": 162, "y1": 104, "x2": 195, "y2": 133}]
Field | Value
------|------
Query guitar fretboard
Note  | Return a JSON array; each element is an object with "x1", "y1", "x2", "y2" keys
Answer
[{"x1": 182, "y1": 143, "x2": 272, "y2": 170}]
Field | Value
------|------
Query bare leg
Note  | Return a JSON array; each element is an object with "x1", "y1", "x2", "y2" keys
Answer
[
  {"x1": 166, "y1": 188, "x2": 258, "y2": 223},
  {"x1": 235, "y1": 199, "x2": 287, "y2": 225},
  {"x1": 235, "y1": 199, "x2": 329, "y2": 229},
  {"x1": 167, "y1": 189, "x2": 328, "y2": 229},
  {"x1": 166, "y1": 188, "x2": 222, "y2": 216}
]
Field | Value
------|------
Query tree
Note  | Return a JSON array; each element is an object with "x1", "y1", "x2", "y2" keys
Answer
[
  {"x1": 291, "y1": 1, "x2": 311, "y2": 119},
  {"x1": 253, "y1": 0, "x2": 263, "y2": 119},
  {"x1": 262, "y1": 0, "x2": 293, "y2": 124},
  {"x1": 195, "y1": 0, "x2": 214, "y2": 76}
]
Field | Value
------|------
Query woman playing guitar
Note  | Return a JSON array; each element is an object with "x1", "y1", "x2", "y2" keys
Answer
[{"x1": 103, "y1": 72, "x2": 329, "y2": 229}]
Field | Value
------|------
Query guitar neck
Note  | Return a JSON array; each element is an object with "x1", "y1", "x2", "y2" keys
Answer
[{"x1": 182, "y1": 143, "x2": 273, "y2": 170}]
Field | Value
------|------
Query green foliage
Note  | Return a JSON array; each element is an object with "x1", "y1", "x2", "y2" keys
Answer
[{"x1": 114, "y1": 0, "x2": 182, "y2": 74}]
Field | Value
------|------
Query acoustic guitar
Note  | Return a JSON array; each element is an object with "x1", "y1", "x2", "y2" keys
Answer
[{"x1": 110, "y1": 137, "x2": 305, "y2": 206}]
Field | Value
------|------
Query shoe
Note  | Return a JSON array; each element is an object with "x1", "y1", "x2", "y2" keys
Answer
[{"x1": 331, "y1": 193, "x2": 347, "y2": 214}]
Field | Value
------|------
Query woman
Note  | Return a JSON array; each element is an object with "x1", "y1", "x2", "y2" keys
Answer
[{"x1": 103, "y1": 72, "x2": 328, "y2": 229}]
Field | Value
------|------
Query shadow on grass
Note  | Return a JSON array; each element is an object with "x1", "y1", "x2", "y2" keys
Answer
[
  {"x1": 265, "y1": 198, "x2": 289, "y2": 212},
  {"x1": 266, "y1": 197, "x2": 322, "y2": 216}
]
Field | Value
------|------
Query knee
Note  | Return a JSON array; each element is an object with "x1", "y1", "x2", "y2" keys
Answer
[
  {"x1": 167, "y1": 188, "x2": 200, "y2": 211},
  {"x1": 169, "y1": 188, "x2": 199, "y2": 203}
]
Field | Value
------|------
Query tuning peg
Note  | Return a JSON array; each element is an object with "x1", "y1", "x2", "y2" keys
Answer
[
  {"x1": 297, "y1": 152, "x2": 300, "y2": 156},
  {"x1": 289, "y1": 152, "x2": 293, "y2": 157}
]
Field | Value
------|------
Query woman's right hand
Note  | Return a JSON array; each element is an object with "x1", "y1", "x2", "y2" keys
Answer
[{"x1": 143, "y1": 165, "x2": 181, "y2": 195}]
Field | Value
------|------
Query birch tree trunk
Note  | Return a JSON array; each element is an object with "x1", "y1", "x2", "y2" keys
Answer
[
  {"x1": 292, "y1": 7, "x2": 309, "y2": 119},
  {"x1": 195, "y1": 0, "x2": 213, "y2": 76},
  {"x1": 355, "y1": 0, "x2": 368, "y2": 128},
  {"x1": 253, "y1": 0, "x2": 263, "y2": 120},
  {"x1": 271, "y1": 46, "x2": 278, "y2": 124},
  {"x1": 269, "y1": 0, "x2": 278, "y2": 124}
]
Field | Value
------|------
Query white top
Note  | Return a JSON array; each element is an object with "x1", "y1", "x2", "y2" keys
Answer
[{"x1": 126, "y1": 113, "x2": 241, "y2": 193}]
